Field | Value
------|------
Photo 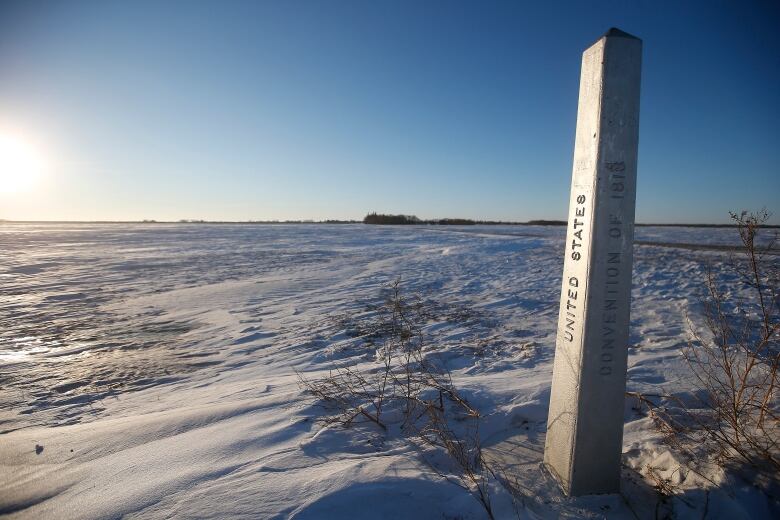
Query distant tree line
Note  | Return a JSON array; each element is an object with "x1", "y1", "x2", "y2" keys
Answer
[
  {"x1": 363, "y1": 213, "x2": 478, "y2": 225},
  {"x1": 363, "y1": 213, "x2": 780, "y2": 228},
  {"x1": 363, "y1": 213, "x2": 565, "y2": 226},
  {"x1": 363, "y1": 213, "x2": 422, "y2": 225},
  {"x1": 526, "y1": 219, "x2": 567, "y2": 226}
]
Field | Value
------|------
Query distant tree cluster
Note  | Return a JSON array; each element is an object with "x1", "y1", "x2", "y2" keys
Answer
[
  {"x1": 363, "y1": 212, "x2": 528, "y2": 226},
  {"x1": 363, "y1": 213, "x2": 421, "y2": 225},
  {"x1": 364, "y1": 213, "x2": 482, "y2": 225}
]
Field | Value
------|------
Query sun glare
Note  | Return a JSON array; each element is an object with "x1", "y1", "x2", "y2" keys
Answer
[{"x1": 0, "y1": 133, "x2": 46, "y2": 194}]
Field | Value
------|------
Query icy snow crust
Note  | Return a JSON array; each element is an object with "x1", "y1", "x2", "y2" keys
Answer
[{"x1": 0, "y1": 223, "x2": 774, "y2": 519}]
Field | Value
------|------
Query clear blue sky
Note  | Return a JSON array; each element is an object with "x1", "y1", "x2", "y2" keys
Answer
[{"x1": 0, "y1": 0, "x2": 777, "y2": 223}]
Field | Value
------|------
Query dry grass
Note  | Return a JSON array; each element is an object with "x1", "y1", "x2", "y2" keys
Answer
[
  {"x1": 298, "y1": 279, "x2": 497, "y2": 518},
  {"x1": 632, "y1": 210, "x2": 779, "y2": 497}
]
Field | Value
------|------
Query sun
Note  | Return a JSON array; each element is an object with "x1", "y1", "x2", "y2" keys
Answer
[{"x1": 0, "y1": 133, "x2": 46, "y2": 194}]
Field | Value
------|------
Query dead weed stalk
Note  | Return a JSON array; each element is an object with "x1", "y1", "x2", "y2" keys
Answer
[{"x1": 298, "y1": 279, "x2": 496, "y2": 518}]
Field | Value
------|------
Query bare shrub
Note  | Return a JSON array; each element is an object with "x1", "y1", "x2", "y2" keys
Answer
[
  {"x1": 298, "y1": 279, "x2": 496, "y2": 518},
  {"x1": 632, "y1": 210, "x2": 779, "y2": 493}
]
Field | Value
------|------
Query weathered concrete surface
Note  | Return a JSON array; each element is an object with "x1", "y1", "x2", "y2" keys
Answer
[{"x1": 544, "y1": 28, "x2": 642, "y2": 496}]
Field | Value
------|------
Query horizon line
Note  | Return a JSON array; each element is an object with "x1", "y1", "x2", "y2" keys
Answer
[{"x1": 1, "y1": 219, "x2": 776, "y2": 229}]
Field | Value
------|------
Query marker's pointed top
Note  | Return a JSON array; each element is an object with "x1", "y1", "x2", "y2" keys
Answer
[{"x1": 603, "y1": 27, "x2": 640, "y2": 40}]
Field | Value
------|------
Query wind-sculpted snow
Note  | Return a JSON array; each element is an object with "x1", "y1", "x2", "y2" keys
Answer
[{"x1": 0, "y1": 223, "x2": 776, "y2": 518}]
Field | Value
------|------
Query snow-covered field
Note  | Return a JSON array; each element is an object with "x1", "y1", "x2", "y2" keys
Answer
[{"x1": 0, "y1": 223, "x2": 775, "y2": 519}]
